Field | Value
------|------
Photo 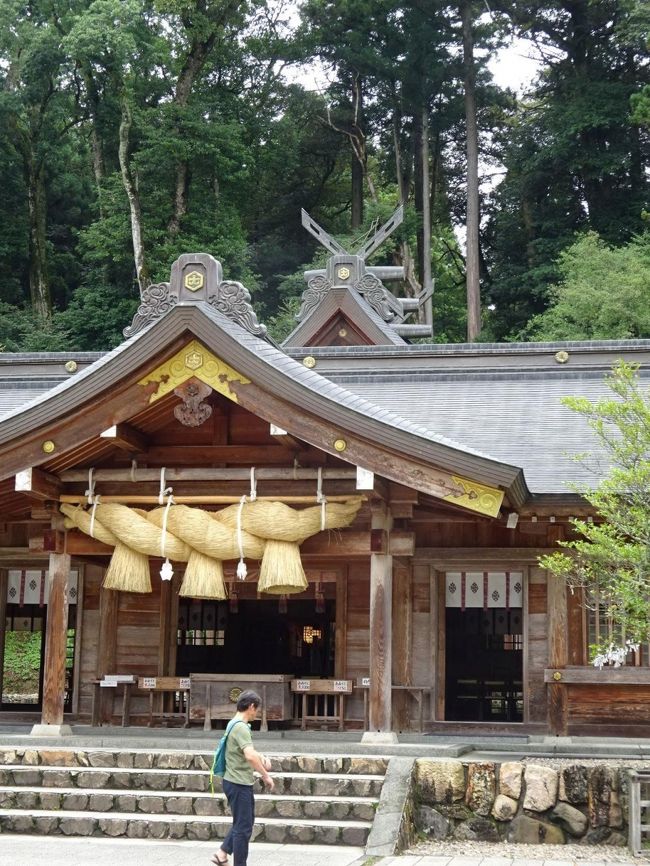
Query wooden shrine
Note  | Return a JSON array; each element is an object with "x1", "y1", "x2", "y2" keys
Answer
[{"x1": 1, "y1": 218, "x2": 650, "y2": 737}]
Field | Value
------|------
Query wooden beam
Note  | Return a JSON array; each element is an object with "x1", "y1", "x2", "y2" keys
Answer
[
  {"x1": 389, "y1": 532, "x2": 415, "y2": 557},
  {"x1": 15, "y1": 467, "x2": 61, "y2": 501},
  {"x1": 60, "y1": 493, "x2": 359, "y2": 505},
  {"x1": 368, "y1": 503, "x2": 393, "y2": 732},
  {"x1": 136, "y1": 445, "x2": 299, "y2": 465},
  {"x1": 100, "y1": 423, "x2": 148, "y2": 453},
  {"x1": 41, "y1": 551, "x2": 71, "y2": 726},
  {"x1": 60, "y1": 467, "x2": 358, "y2": 482}
]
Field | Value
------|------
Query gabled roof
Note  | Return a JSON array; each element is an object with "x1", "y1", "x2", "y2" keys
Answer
[
  {"x1": 283, "y1": 287, "x2": 407, "y2": 347},
  {"x1": 0, "y1": 301, "x2": 527, "y2": 512}
]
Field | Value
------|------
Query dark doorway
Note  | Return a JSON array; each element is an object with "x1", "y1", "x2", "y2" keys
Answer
[
  {"x1": 445, "y1": 607, "x2": 523, "y2": 722},
  {"x1": 176, "y1": 598, "x2": 335, "y2": 679}
]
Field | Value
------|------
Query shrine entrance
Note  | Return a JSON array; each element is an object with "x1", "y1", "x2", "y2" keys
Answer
[
  {"x1": 443, "y1": 571, "x2": 524, "y2": 723},
  {"x1": 176, "y1": 597, "x2": 336, "y2": 680}
]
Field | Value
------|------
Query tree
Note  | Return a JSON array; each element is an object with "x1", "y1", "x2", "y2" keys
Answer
[
  {"x1": 525, "y1": 231, "x2": 650, "y2": 340},
  {"x1": 539, "y1": 362, "x2": 650, "y2": 648}
]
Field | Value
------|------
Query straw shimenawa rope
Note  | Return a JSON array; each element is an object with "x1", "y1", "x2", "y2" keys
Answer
[{"x1": 60, "y1": 498, "x2": 362, "y2": 597}]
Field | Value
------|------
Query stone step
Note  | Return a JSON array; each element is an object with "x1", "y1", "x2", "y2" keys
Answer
[
  {"x1": 0, "y1": 766, "x2": 384, "y2": 797},
  {"x1": 0, "y1": 808, "x2": 372, "y2": 845},
  {"x1": 0, "y1": 786, "x2": 378, "y2": 822},
  {"x1": 0, "y1": 749, "x2": 388, "y2": 778}
]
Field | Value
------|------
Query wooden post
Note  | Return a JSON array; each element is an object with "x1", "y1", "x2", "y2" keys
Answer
[
  {"x1": 0, "y1": 569, "x2": 7, "y2": 703},
  {"x1": 97, "y1": 584, "x2": 119, "y2": 723},
  {"x1": 335, "y1": 567, "x2": 348, "y2": 679},
  {"x1": 547, "y1": 571, "x2": 569, "y2": 735},
  {"x1": 368, "y1": 504, "x2": 393, "y2": 732},
  {"x1": 392, "y1": 560, "x2": 412, "y2": 731},
  {"x1": 41, "y1": 552, "x2": 71, "y2": 726}
]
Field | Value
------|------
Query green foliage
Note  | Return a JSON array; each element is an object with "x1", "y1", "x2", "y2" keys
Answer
[
  {"x1": 539, "y1": 362, "x2": 650, "y2": 643},
  {"x1": 3, "y1": 632, "x2": 42, "y2": 693},
  {"x1": 525, "y1": 232, "x2": 650, "y2": 340}
]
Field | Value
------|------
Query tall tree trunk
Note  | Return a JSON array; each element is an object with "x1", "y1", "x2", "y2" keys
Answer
[
  {"x1": 461, "y1": 0, "x2": 481, "y2": 341},
  {"x1": 118, "y1": 95, "x2": 149, "y2": 295},
  {"x1": 350, "y1": 72, "x2": 365, "y2": 228},
  {"x1": 26, "y1": 147, "x2": 51, "y2": 322},
  {"x1": 413, "y1": 109, "x2": 424, "y2": 281},
  {"x1": 392, "y1": 97, "x2": 420, "y2": 297},
  {"x1": 420, "y1": 104, "x2": 432, "y2": 327}
]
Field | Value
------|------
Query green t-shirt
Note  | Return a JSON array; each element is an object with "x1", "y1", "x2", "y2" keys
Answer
[{"x1": 223, "y1": 719, "x2": 254, "y2": 786}]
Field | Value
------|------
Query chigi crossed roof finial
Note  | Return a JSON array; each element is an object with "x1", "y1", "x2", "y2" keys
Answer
[{"x1": 297, "y1": 206, "x2": 431, "y2": 338}]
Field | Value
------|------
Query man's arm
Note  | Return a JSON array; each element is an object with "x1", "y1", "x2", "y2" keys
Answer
[{"x1": 242, "y1": 745, "x2": 274, "y2": 790}]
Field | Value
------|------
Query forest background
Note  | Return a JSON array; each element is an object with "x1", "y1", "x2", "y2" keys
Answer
[{"x1": 0, "y1": 0, "x2": 648, "y2": 352}]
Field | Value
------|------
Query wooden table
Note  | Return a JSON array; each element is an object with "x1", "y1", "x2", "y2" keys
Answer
[
  {"x1": 190, "y1": 674, "x2": 293, "y2": 732},
  {"x1": 137, "y1": 676, "x2": 191, "y2": 727},
  {"x1": 91, "y1": 675, "x2": 136, "y2": 726},
  {"x1": 291, "y1": 679, "x2": 353, "y2": 730},
  {"x1": 355, "y1": 680, "x2": 429, "y2": 731}
]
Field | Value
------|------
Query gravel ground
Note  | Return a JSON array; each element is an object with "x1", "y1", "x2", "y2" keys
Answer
[{"x1": 409, "y1": 840, "x2": 649, "y2": 862}]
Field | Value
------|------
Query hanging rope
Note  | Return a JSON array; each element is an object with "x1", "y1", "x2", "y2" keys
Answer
[
  {"x1": 158, "y1": 467, "x2": 173, "y2": 505},
  {"x1": 85, "y1": 468, "x2": 96, "y2": 506},
  {"x1": 236, "y1": 494, "x2": 248, "y2": 580},
  {"x1": 249, "y1": 466, "x2": 257, "y2": 501},
  {"x1": 160, "y1": 494, "x2": 174, "y2": 581},
  {"x1": 316, "y1": 467, "x2": 327, "y2": 530},
  {"x1": 89, "y1": 494, "x2": 101, "y2": 538}
]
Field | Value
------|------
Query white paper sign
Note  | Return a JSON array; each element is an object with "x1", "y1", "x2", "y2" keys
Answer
[
  {"x1": 361, "y1": 677, "x2": 370, "y2": 687},
  {"x1": 142, "y1": 677, "x2": 157, "y2": 688},
  {"x1": 334, "y1": 680, "x2": 349, "y2": 692},
  {"x1": 295, "y1": 680, "x2": 311, "y2": 691},
  {"x1": 179, "y1": 678, "x2": 191, "y2": 689}
]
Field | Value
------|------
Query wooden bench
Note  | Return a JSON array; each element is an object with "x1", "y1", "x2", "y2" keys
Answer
[
  {"x1": 137, "y1": 676, "x2": 191, "y2": 727},
  {"x1": 291, "y1": 679, "x2": 353, "y2": 730}
]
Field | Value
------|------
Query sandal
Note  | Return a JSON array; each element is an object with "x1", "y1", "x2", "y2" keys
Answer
[{"x1": 212, "y1": 854, "x2": 228, "y2": 866}]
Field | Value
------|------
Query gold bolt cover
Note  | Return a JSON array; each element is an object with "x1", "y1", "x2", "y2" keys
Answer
[
  {"x1": 337, "y1": 266, "x2": 351, "y2": 280},
  {"x1": 42, "y1": 440, "x2": 56, "y2": 454},
  {"x1": 554, "y1": 350, "x2": 569, "y2": 364},
  {"x1": 64, "y1": 360, "x2": 78, "y2": 373},
  {"x1": 552, "y1": 671, "x2": 562, "y2": 681},
  {"x1": 333, "y1": 438, "x2": 347, "y2": 452},
  {"x1": 303, "y1": 356, "x2": 316, "y2": 369},
  {"x1": 338, "y1": 328, "x2": 348, "y2": 337}
]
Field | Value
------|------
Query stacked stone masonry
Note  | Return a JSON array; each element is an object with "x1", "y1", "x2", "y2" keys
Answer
[
  {"x1": 414, "y1": 760, "x2": 629, "y2": 847},
  {"x1": 0, "y1": 748, "x2": 385, "y2": 844}
]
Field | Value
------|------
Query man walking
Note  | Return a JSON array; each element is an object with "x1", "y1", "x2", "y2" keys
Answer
[{"x1": 212, "y1": 690, "x2": 274, "y2": 866}]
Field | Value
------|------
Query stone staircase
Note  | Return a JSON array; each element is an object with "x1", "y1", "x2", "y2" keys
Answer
[{"x1": 0, "y1": 747, "x2": 386, "y2": 845}]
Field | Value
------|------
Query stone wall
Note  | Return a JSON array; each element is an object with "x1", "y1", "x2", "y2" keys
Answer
[{"x1": 414, "y1": 760, "x2": 628, "y2": 846}]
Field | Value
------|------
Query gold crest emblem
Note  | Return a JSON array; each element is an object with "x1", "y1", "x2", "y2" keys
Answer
[
  {"x1": 229, "y1": 687, "x2": 242, "y2": 704},
  {"x1": 185, "y1": 351, "x2": 203, "y2": 370},
  {"x1": 337, "y1": 266, "x2": 351, "y2": 280},
  {"x1": 184, "y1": 270, "x2": 204, "y2": 292}
]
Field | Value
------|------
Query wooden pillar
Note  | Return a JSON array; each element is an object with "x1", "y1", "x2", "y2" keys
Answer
[
  {"x1": 392, "y1": 560, "x2": 412, "y2": 731},
  {"x1": 97, "y1": 584, "x2": 119, "y2": 722},
  {"x1": 41, "y1": 552, "x2": 71, "y2": 725},
  {"x1": 0, "y1": 568, "x2": 7, "y2": 703},
  {"x1": 368, "y1": 504, "x2": 393, "y2": 732},
  {"x1": 335, "y1": 567, "x2": 348, "y2": 679},
  {"x1": 547, "y1": 571, "x2": 569, "y2": 735}
]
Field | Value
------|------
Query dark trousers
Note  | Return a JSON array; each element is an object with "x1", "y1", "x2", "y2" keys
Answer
[{"x1": 222, "y1": 779, "x2": 255, "y2": 866}]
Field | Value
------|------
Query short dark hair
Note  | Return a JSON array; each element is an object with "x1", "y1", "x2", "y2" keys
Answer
[{"x1": 237, "y1": 690, "x2": 261, "y2": 712}]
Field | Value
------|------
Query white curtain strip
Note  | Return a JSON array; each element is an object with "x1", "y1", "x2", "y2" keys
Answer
[
  {"x1": 445, "y1": 571, "x2": 523, "y2": 609},
  {"x1": 6, "y1": 570, "x2": 79, "y2": 606}
]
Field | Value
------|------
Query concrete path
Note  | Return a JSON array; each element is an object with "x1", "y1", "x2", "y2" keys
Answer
[
  {"x1": 0, "y1": 837, "x2": 645, "y2": 866},
  {"x1": 0, "y1": 836, "x2": 365, "y2": 866}
]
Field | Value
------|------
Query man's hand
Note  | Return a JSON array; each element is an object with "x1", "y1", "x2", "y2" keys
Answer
[{"x1": 261, "y1": 772, "x2": 275, "y2": 792}]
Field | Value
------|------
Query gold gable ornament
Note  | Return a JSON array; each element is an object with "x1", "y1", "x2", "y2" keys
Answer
[{"x1": 184, "y1": 270, "x2": 204, "y2": 292}]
